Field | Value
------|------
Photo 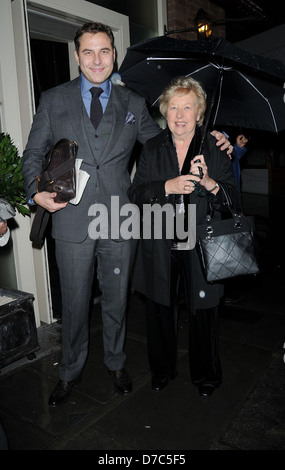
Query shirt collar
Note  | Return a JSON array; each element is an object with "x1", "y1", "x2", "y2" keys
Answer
[{"x1": 80, "y1": 73, "x2": 111, "y2": 99}]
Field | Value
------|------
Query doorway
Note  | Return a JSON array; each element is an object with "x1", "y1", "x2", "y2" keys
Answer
[
  {"x1": 30, "y1": 37, "x2": 71, "y2": 319},
  {"x1": 30, "y1": 38, "x2": 70, "y2": 108}
]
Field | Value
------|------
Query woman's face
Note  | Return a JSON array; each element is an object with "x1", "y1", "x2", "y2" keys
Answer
[{"x1": 166, "y1": 91, "x2": 201, "y2": 140}]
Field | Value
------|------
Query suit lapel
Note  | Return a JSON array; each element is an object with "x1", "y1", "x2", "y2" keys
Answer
[
  {"x1": 98, "y1": 85, "x2": 129, "y2": 163},
  {"x1": 63, "y1": 78, "x2": 96, "y2": 162},
  {"x1": 63, "y1": 78, "x2": 84, "y2": 138}
]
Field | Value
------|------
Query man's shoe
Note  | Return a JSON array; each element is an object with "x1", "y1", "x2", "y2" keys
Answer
[
  {"x1": 108, "y1": 368, "x2": 132, "y2": 395},
  {"x1": 151, "y1": 375, "x2": 169, "y2": 392},
  {"x1": 48, "y1": 377, "x2": 80, "y2": 407},
  {"x1": 224, "y1": 294, "x2": 244, "y2": 304},
  {"x1": 198, "y1": 384, "x2": 215, "y2": 398}
]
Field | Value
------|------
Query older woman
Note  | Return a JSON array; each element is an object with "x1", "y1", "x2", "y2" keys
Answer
[{"x1": 128, "y1": 76, "x2": 240, "y2": 398}]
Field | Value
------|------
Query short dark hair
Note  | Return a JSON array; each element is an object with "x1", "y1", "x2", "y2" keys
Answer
[{"x1": 74, "y1": 22, "x2": 115, "y2": 53}]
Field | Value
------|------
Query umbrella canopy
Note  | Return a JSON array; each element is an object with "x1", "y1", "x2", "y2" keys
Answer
[{"x1": 119, "y1": 36, "x2": 285, "y2": 133}]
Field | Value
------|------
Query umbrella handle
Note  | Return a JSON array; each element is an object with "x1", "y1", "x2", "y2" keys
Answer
[{"x1": 198, "y1": 135, "x2": 205, "y2": 155}]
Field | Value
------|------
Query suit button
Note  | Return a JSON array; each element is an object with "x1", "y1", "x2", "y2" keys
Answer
[{"x1": 97, "y1": 165, "x2": 100, "y2": 169}]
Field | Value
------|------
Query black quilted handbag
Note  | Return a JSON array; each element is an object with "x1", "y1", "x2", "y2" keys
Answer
[{"x1": 196, "y1": 183, "x2": 260, "y2": 282}]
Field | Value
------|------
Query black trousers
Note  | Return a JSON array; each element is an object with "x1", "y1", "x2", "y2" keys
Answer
[{"x1": 146, "y1": 250, "x2": 222, "y2": 387}]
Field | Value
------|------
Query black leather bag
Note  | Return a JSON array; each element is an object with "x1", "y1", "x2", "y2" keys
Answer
[
  {"x1": 36, "y1": 138, "x2": 77, "y2": 202},
  {"x1": 30, "y1": 139, "x2": 78, "y2": 244},
  {"x1": 196, "y1": 183, "x2": 260, "y2": 282}
]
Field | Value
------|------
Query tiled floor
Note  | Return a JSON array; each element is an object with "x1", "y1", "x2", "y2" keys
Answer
[{"x1": 0, "y1": 193, "x2": 285, "y2": 451}]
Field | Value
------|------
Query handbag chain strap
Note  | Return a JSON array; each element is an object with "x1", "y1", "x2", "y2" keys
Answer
[{"x1": 206, "y1": 182, "x2": 243, "y2": 238}]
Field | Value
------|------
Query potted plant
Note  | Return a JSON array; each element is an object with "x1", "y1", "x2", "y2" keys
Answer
[
  {"x1": 0, "y1": 132, "x2": 30, "y2": 217},
  {"x1": 0, "y1": 133, "x2": 38, "y2": 368}
]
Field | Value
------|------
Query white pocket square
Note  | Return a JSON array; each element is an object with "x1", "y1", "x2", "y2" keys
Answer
[{"x1": 125, "y1": 112, "x2": 135, "y2": 125}]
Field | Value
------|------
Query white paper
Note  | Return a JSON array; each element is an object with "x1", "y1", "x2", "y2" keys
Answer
[
  {"x1": 69, "y1": 159, "x2": 90, "y2": 205},
  {"x1": 0, "y1": 295, "x2": 16, "y2": 306}
]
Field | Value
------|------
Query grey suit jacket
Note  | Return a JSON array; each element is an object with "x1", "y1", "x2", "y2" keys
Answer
[{"x1": 22, "y1": 77, "x2": 161, "y2": 242}]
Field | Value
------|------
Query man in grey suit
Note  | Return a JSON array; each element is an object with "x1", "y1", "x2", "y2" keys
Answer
[{"x1": 22, "y1": 22, "x2": 231, "y2": 407}]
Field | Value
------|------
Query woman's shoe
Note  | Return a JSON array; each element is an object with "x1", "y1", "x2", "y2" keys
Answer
[{"x1": 151, "y1": 375, "x2": 169, "y2": 391}]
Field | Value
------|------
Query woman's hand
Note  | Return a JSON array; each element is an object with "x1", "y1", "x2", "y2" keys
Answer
[
  {"x1": 33, "y1": 191, "x2": 68, "y2": 212},
  {"x1": 165, "y1": 174, "x2": 200, "y2": 195},
  {"x1": 165, "y1": 155, "x2": 219, "y2": 196},
  {"x1": 189, "y1": 155, "x2": 219, "y2": 195}
]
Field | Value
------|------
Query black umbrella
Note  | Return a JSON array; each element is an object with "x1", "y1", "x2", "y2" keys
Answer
[{"x1": 119, "y1": 36, "x2": 285, "y2": 134}]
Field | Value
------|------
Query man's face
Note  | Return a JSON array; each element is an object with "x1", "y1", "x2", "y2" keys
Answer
[{"x1": 74, "y1": 32, "x2": 115, "y2": 85}]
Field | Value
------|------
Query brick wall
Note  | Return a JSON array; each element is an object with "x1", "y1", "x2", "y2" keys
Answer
[{"x1": 167, "y1": 0, "x2": 225, "y2": 40}]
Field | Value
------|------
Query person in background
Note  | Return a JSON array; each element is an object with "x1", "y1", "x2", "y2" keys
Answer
[
  {"x1": 223, "y1": 132, "x2": 249, "y2": 304},
  {"x1": 0, "y1": 220, "x2": 9, "y2": 247},
  {"x1": 128, "y1": 76, "x2": 240, "y2": 398},
  {"x1": 231, "y1": 133, "x2": 249, "y2": 190},
  {"x1": 22, "y1": 22, "x2": 232, "y2": 408},
  {"x1": 0, "y1": 199, "x2": 11, "y2": 448},
  {"x1": 0, "y1": 199, "x2": 15, "y2": 247}
]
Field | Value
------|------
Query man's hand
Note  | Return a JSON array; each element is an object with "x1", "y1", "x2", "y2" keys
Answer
[
  {"x1": 33, "y1": 192, "x2": 68, "y2": 212},
  {"x1": 211, "y1": 130, "x2": 233, "y2": 156}
]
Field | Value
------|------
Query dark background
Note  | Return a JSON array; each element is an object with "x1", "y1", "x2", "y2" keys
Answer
[{"x1": 210, "y1": 0, "x2": 284, "y2": 43}]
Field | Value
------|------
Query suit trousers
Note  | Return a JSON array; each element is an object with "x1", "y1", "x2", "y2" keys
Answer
[
  {"x1": 55, "y1": 236, "x2": 136, "y2": 381},
  {"x1": 146, "y1": 250, "x2": 222, "y2": 387}
]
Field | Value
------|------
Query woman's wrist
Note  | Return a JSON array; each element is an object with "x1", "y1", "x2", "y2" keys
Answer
[
  {"x1": 165, "y1": 181, "x2": 170, "y2": 196},
  {"x1": 204, "y1": 179, "x2": 219, "y2": 193},
  {"x1": 207, "y1": 181, "x2": 219, "y2": 193}
]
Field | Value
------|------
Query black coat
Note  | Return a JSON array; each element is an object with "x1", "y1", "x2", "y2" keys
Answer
[{"x1": 128, "y1": 127, "x2": 240, "y2": 308}]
